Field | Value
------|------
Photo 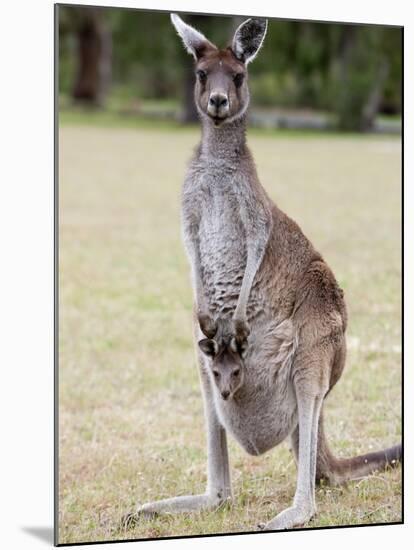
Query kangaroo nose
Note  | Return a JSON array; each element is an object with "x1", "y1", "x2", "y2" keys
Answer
[
  {"x1": 221, "y1": 390, "x2": 230, "y2": 400},
  {"x1": 209, "y1": 93, "x2": 228, "y2": 109}
]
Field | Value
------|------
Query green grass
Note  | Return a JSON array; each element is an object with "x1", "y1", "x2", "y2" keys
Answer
[{"x1": 58, "y1": 119, "x2": 402, "y2": 544}]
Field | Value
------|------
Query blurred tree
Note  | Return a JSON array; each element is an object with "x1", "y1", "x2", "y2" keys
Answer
[
  {"x1": 61, "y1": 7, "x2": 112, "y2": 105},
  {"x1": 110, "y1": 10, "x2": 178, "y2": 99},
  {"x1": 327, "y1": 25, "x2": 400, "y2": 131}
]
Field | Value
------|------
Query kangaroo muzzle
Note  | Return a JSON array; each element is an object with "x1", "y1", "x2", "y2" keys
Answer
[
  {"x1": 221, "y1": 390, "x2": 230, "y2": 400},
  {"x1": 207, "y1": 92, "x2": 229, "y2": 119}
]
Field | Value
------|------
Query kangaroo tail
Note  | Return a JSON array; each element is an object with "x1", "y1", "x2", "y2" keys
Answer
[{"x1": 316, "y1": 409, "x2": 402, "y2": 485}]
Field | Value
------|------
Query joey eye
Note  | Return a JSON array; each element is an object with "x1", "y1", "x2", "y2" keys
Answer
[
  {"x1": 197, "y1": 70, "x2": 207, "y2": 82},
  {"x1": 233, "y1": 73, "x2": 244, "y2": 87},
  {"x1": 213, "y1": 370, "x2": 220, "y2": 378},
  {"x1": 232, "y1": 369, "x2": 240, "y2": 377}
]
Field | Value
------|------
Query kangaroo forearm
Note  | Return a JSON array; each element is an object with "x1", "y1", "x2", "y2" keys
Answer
[
  {"x1": 234, "y1": 259, "x2": 258, "y2": 320},
  {"x1": 184, "y1": 235, "x2": 207, "y2": 313},
  {"x1": 185, "y1": 234, "x2": 219, "y2": 338},
  {"x1": 234, "y1": 229, "x2": 270, "y2": 322}
]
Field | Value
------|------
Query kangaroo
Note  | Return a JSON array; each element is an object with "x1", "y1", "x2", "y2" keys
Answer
[{"x1": 128, "y1": 14, "x2": 402, "y2": 531}]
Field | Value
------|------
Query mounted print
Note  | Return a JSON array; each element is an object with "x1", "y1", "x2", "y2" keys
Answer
[{"x1": 55, "y1": 3, "x2": 403, "y2": 545}]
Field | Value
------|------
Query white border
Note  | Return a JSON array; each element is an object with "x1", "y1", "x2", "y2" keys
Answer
[{"x1": 0, "y1": 1, "x2": 411, "y2": 548}]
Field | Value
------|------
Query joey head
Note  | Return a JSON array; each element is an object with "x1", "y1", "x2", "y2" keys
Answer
[{"x1": 198, "y1": 336, "x2": 245, "y2": 400}]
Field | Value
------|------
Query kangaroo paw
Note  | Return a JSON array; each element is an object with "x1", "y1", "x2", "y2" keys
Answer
[
  {"x1": 232, "y1": 317, "x2": 250, "y2": 355},
  {"x1": 198, "y1": 313, "x2": 217, "y2": 339}
]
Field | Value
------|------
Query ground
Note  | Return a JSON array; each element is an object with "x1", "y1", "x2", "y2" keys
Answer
[{"x1": 58, "y1": 119, "x2": 402, "y2": 544}]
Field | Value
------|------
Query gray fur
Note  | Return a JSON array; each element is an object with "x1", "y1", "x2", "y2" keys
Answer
[{"x1": 127, "y1": 15, "x2": 402, "y2": 532}]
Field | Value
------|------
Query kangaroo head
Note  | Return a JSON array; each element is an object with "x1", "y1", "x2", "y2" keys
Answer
[
  {"x1": 171, "y1": 14, "x2": 267, "y2": 125},
  {"x1": 198, "y1": 336, "x2": 245, "y2": 400}
]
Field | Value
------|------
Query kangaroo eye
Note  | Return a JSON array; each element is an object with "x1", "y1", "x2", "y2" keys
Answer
[
  {"x1": 233, "y1": 73, "x2": 244, "y2": 87},
  {"x1": 232, "y1": 369, "x2": 240, "y2": 377},
  {"x1": 213, "y1": 370, "x2": 220, "y2": 378},
  {"x1": 197, "y1": 70, "x2": 207, "y2": 82}
]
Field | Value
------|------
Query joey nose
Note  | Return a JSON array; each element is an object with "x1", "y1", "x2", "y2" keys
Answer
[
  {"x1": 221, "y1": 390, "x2": 230, "y2": 400},
  {"x1": 209, "y1": 93, "x2": 228, "y2": 109}
]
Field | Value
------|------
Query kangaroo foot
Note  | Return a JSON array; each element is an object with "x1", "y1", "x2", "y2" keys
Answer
[
  {"x1": 122, "y1": 492, "x2": 229, "y2": 530},
  {"x1": 257, "y1": 504, "x2": 315, "y2": 531}
]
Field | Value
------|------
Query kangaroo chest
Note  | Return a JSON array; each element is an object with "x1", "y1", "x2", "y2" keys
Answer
[
  {"x1": 184, "y1": 165, "x2": 249, "y2": 316},
  {"x1": 199, "y1": 186, "x2": 247, "y2": 309}
]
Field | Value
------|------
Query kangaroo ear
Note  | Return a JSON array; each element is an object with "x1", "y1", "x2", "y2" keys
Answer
[
  {"x1": 171, "y1": 13, "x2": 216, "y2": 60},
  {"x1": 231, "y1": 18, "x2": 268, "y2": 64},
  {"x1": 198, "y1": 338, "x2": 218, "y2": 357}
]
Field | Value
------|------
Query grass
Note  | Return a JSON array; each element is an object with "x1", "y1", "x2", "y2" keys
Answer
[{"x1": 58, "y1": 117, "x2": 402, "y2": 544}]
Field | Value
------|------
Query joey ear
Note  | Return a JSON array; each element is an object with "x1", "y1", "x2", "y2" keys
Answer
[
  {"x1": 170, "y1": 13, "x2": 216, "y2": 60},
  {"x1": 230, "y1": 336, "x2": 247, "y2": 358},
  {"x1": 198, "y1": 338, "x2": 218, "y2": 357},
  {"x1": 231, "y1": 18, "x2": 268, "y2": 64},
  {"x1": 229, "y1": 337, "x2": 238, "y2": 354}
]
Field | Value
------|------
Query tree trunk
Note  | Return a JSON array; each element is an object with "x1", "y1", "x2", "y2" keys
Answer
[
  {"x1": 338, "y1": 26, "x2": 356, "y2": 83},
  {"x1": 72, "y1": 9, "x2": 111, "y2": 106},
  {"x1": 361, "y1": 60, "x2": 389, "y2": 131},
  {"x1": 334, "y1": 27, "x2": 360, "y2": 131},
  {"x1": 334, "y1": 27, "x2": 388, "y2": 132}
]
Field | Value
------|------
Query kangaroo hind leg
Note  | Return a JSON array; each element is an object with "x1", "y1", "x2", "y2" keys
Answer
[{"x1": 260, "y1": 357, "x2": 329, "y2": 531}]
